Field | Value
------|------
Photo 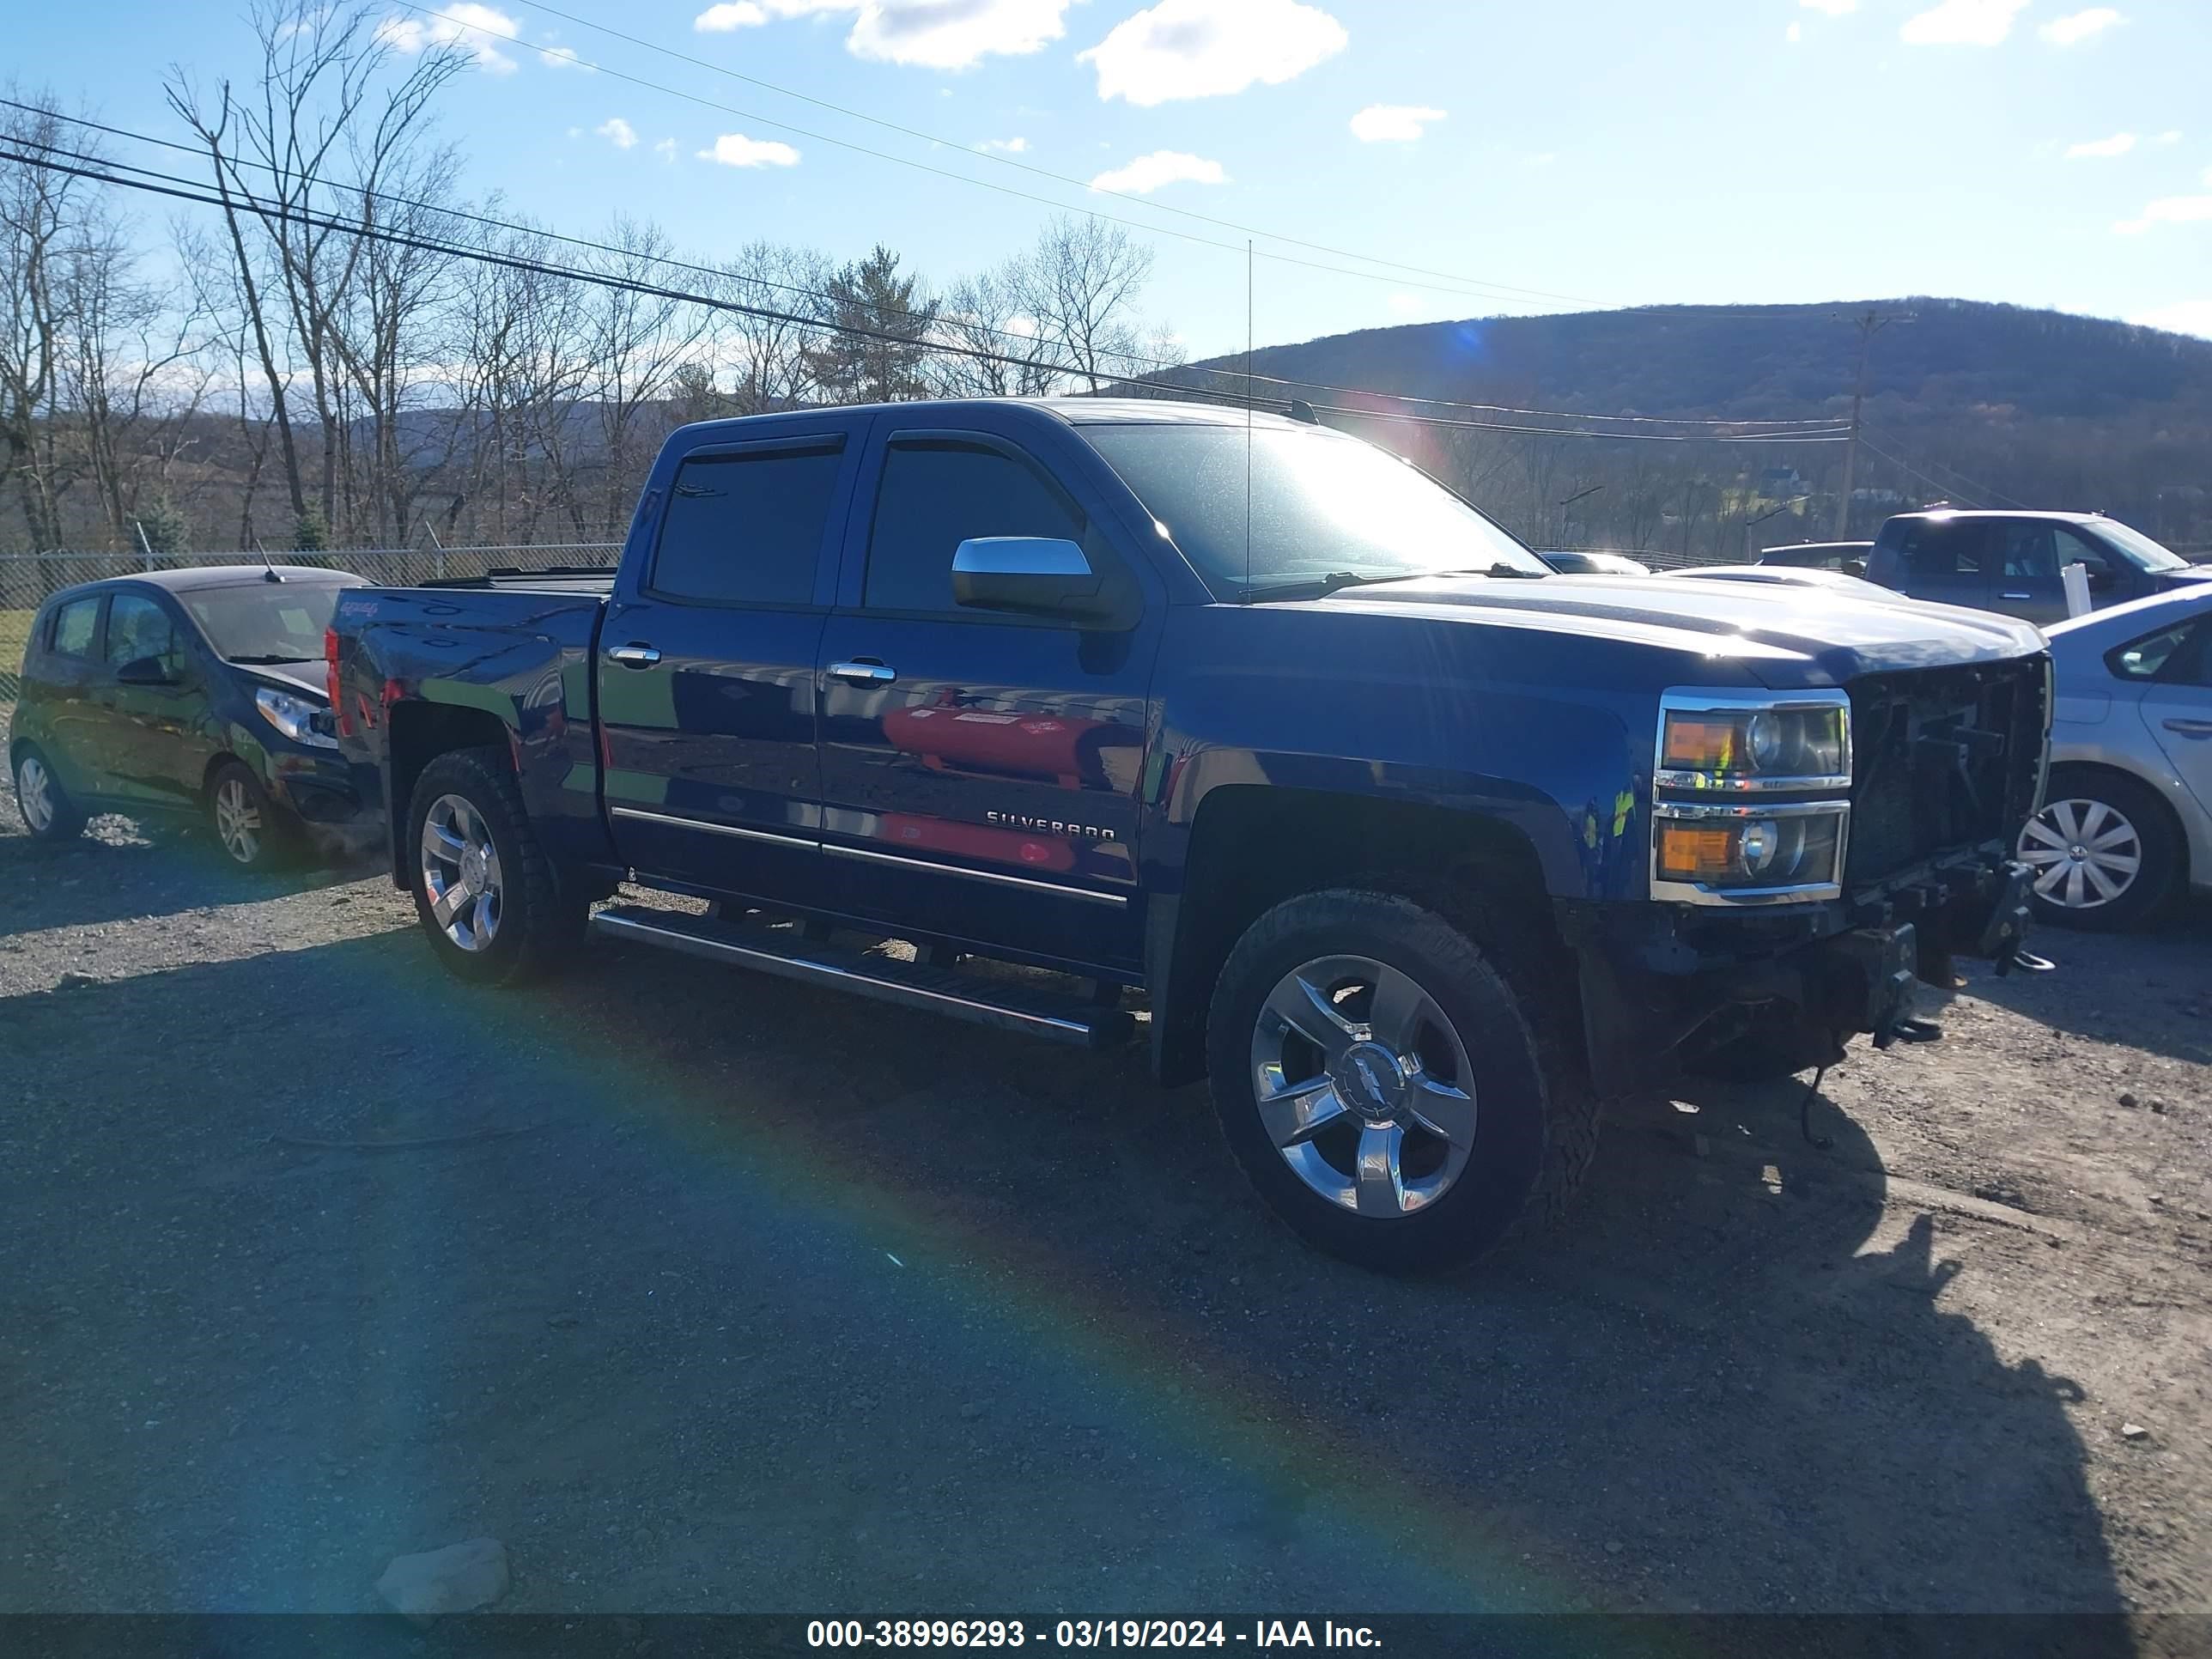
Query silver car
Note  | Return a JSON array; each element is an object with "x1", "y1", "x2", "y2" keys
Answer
[{"x1": 2021, "y1": 586, "x2": 2212, "y2": 928}]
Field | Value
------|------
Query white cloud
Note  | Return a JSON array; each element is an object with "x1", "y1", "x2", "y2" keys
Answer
[
  {"x1": 1899, "y1": 0, "x2": 2027, "y2": 46},
  {"x1": 693, "y1": 0, "x2": 1067, "y2": 68},
  {"x1": 2113, "y1": 195, "x2": 2212, "y2": 234},
  {"x1": 1349, "y1": 104, "x2": 1444, "y2": 143},
  {"x1": 653, "y1": 137, "x2": 678, "y2": 163},
  {"x1": 2130, "y1": 299, "x2": 2212, "y2": 338},
  {"x1": 1081, "y1": 0, "x2": 1347, "y2": 106},
  {"x1": 596, "y1": 117, "x2": 639, "y2": 149},
  {"x1": 2039, "y1": 7, "x2": 2123, "y2": 45},
  {"x1": 375, "y1": 3, "x2": 526, "y2": 73},
  {"x1": 2064, "y1": 131, "x2": 2136, "y2": 159},
  {"x1": 698, "y1": 132, "x2": 802, "y2": 167},
  {"x1": 538, "y1": 42, "x2": 592, "y2": 70},
  {"x1": 977, "y1": 137, "x2": 1030, "y2": 153},
  {"x1": 2153, "y1": 130, "x2": 2182, "y2": 146},
  {"x1": 1787, "y1": 21, "x2": 1803, "y2": 40},
  {"x1": 694, "y1": 1, "x2": 769, "y2": 26},
  {"x1": 1800, "y1": 0, "x2": 1857, "y2": 13},
  {"x1": 1089, "y1": 149, "x2": 1229, "y2": 194}
]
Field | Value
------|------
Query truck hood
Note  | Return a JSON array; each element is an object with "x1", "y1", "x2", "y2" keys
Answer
[{"x1": 1322, "y1": 572, "x2": 2045, "y2": 688}]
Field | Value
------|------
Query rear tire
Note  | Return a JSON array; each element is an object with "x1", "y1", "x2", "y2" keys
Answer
[
  {"x1": 405, "y1": 745, "x2": 584, "y2": 985},
  {"x1": 1205, "y1": 888, "x2": 1595, "y2": 1274},
  {"x1": 2019, "y1": 766, "x2": 2183, "y2": 932},
  {"x1": 13, "y1": 744, "x2": 87, "y2": 842},
  {"x1": 207, "y1": 760, "x2": 295, "y2": 871}
]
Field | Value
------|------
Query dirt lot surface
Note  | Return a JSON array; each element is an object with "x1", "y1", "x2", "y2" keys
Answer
[{"x1": 3, "y1": 731, "x2": 2208, "y2": 1621}]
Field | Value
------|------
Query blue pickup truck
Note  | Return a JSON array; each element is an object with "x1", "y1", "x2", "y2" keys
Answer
[{"x1": 329, "y1": 398, "x2": 2051, "y2": 1271}]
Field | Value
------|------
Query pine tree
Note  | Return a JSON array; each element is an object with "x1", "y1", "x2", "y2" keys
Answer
[{"x1": 801, "y1": 246, "x2": 939, "y2": 404}]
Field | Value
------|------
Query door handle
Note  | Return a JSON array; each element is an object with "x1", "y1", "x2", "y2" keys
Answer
[
  {"x1": 2001, "y1": 592, "x2": 2032, "y2": 601},
  {"x1": 607, "y1": 644, "x2": 661, "y2": 668},
  {"x1": 2163, "y1": 718, "x2": 2212, "y2": 739},
  {"x1": 829, "y1": 659, "x2": 896, "y2": 685}
]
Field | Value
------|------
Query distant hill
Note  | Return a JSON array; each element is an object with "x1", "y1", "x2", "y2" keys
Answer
[{"x1": 1175, "y1": 299, "x2": 2212, "y2": 557}]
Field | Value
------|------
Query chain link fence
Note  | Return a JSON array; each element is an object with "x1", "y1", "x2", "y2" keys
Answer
[{"x1": 0, "y1": 543, "x2": 622, "y2": 619}]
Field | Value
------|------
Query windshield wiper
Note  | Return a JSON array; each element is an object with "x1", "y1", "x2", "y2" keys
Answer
[
  {"x1": 1242, "y1": 570, "x2": 1386, "y2": 602},
  {"x1": 1430, "y1": 562, "x2": 1548, "y2": 580},
  {"x1": 227, "y1": 653, "x2": 318, "y2": 665}
]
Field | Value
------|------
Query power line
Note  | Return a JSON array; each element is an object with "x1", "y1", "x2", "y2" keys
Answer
[
  {"x1": 0, "y1": 144, "x2": 1847, "y2": 446},
  {"x1": 1861, "y1": 429, "x2": 2029, "y2": 508},
  {"x1": 370, "y1": 0, "x2": 1573, "y2": 309},
  {"x1": 1856, "y1": 437, "x2": 1980, "y2": 504},
  {"x1": 3, "y1": 103, "x2": 1849, "y2": 435},
  {"x1": 504, "y1": 0, "x2": 1599, "y2": 307}
]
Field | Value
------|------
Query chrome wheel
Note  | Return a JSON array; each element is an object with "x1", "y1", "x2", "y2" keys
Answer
[
  {"x1": 420, "y1": 793, "x2": 503, "y2": 951},
  {"x1": 213, "y1": 775, "x2": 263, "y2": 864},
  {"x1": 2020, "y1": 797, "x2": 2142, "y2": 913},
  {"x1": 1249, "y1": 954, "x2": 1477, "y2": 1218},
  {"x1": 17, "y1": 755, "x2": 55, "y2": 834}
]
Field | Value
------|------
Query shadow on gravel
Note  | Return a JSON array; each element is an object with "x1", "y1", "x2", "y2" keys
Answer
[
  {"x1": 1966, "y1": 899, "x2": 2212, "y2": 1066},
  {"x1": 0, "y1": 933, "x2": 2129, "y2": 1630},
  {"x1": 0, "y1": 819, "x2": 377, "y2": 936}
]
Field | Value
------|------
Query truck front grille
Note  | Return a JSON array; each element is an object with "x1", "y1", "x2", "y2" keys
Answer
[{"x1": 1844, "y1": 659, "x2": 2047, "y2": 887}]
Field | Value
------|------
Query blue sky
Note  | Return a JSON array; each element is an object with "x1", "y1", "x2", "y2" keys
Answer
[{"x1": 21, "y1": 0, "x2": 2212, "y2": 356}]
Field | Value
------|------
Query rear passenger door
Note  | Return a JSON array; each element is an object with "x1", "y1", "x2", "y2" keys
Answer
[
  {"x1": 598, "y1": 417, "x2": 868, "y2": 905},
  {"x1": 1889, "y1": 519, "x2": 1994, "y2": 612},
  {"x1": 814, "y1": 416, "x2": 1161, "y2": 974},
  {"x1": 24, "y1": 593, "x2": 110, "y2": 802}
]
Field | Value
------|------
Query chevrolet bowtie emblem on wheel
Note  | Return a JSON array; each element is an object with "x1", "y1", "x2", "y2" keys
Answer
[{"x1": 987, "y1": 810, "x2": 1115, "y2": 842}]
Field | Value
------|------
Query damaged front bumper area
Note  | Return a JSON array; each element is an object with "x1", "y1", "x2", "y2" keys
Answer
[{"x1": 1565, "y1": 842, "x2": 2039, "y2": 1096}]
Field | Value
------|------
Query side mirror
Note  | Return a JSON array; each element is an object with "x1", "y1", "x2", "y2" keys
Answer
[
  {"x1": 115, "y1": 655, "x2": 176, "y2": 686},
  {"x1": 1841, "y1": 558, "x2": 1866, "y2": 579},
  {"x1": 952, "y1": 537, "x2": 1119, "y2": 624},
  {"x1": 2080, "y1": 559, "x2": 2116, "y2": 591}
]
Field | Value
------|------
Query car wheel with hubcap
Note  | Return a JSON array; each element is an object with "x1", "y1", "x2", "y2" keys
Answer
[
  {"x1": 13, "y1": 745, "x2": 87, "y2": 842},
  {"x1": 2017, "y1": 766, "x2": 2180, "y2": 931},
  {"x1": 207, "y1": 760, "x2": 291, "y2": 871},
  {"x1": 405, "y1": 745, "x2": 583, "y2": 985},
  {"x1": 1206, "y1": 888, "x2": 1595, "y2": 1273}
]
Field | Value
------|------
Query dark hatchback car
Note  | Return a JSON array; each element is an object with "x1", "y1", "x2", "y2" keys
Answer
[
  {"x1": 9, "y1": 566, "x2": 375, "y2": 868},
  {"x1": 1863, "y1": 510, "x2": 2212, "y2": 625}
]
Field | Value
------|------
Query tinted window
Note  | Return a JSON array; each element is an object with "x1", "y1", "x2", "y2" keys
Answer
[
  {"x1": 106, "y1": 594, "x2": 181, "y2": 672},
  {"x1": 865, "y1": 441, "x2": 1086, "y2": 613},
  {"x1": 2111, "y1": 618, "x2": 2212, "y2": 687},
  {"x1": 2051, "y1": 526, "x2": 2107, "y2": 573},
  {"x1": 651, "y1": 446, "x2": 844, "y2": 606},
  {"x1": 50, "y1": 597, "x2": 100, "y2": 658},
  {"x1": 1997, "y1": 522, "x2": 2058, "y2": 580},
  {"x1": 1898, "y1": 520, "x2": 1984, "y2": 579}
]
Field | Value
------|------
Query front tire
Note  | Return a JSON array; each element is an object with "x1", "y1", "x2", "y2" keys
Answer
[
  {"x1": 1205, "y1": 888, "x2": 1595, "y2": 1274},
  {"x1": 2019, "y1": 766, "x2": 2182, "y2": 931},
  {"x1": 13, "y1": 744, "x2": 87, "y2": 842},
  {"x1": 405, "y1": 745, "x2": 583, "y2": 985}
]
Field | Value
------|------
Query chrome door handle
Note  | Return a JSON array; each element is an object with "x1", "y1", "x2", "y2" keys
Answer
[
  {"x1": 2001, "y1": 592, "x2": 2032, "y2": 601},
  {"x1": 607, "y1": 644, "x2": 661, "y2": 668},
  {"x1": 829, "y1": 659, "x2": 896, "y2": 685},
  {"x1": 2163, "y1": 718, "x2": 2212, "y2": 739}
]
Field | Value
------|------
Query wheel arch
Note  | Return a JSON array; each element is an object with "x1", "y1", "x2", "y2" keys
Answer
[
  {"x1": 1146, "y1": 784, "x2": 1570, "y2": 1088},
  {"x1": 384, "y1": 702, "x2": 516, "y2": 885}
]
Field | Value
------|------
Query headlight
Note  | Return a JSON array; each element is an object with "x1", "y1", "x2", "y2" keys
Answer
[
  {"x1": 255, "y1": 685, "x2": 338, "y2": 750},
  {"x1": 1658, "y1": 697, "x2": 1849, "y2": 791},
  {"x1": 1653, "y1": 803, "x2": 1845, "y2": 893}
]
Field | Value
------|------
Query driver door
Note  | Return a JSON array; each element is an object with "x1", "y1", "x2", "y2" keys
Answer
[{"x1": 91, "y1": 590, "x2": 210, "y2": 815}]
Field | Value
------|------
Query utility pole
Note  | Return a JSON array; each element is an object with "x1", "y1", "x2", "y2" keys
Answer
[{"x1": 1834, "y1": 307, "x2": 1913, "y2": 538}]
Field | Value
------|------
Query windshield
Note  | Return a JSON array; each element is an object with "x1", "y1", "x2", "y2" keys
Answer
[
  {"x1": 1081, "y1": 422, "x2": 1549, "y2": 597},
  {"x1": 179, "y1": 580, "x2": 357, "y2": 661},
  {"x1": 2090, "y1": 519, "x2": 2190, "y2": 574}
]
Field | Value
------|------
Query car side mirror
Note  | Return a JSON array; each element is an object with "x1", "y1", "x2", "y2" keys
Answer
[
  {"x1": 2079, "y1": 559, "x2": 2115, "y2": 591},
  {"x1": 1841, "y1": 558, "x2": 1866, "y2": 578},
  {"x1": 115, "y1": 655, "x2": 176, "y2": 686},
  {"x1": 952, "y1": 537, "x2": 1124, "y2": 626}
]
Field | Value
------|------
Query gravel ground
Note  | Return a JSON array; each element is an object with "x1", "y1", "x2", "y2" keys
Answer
[{"x1": 2, "y1": 727, "x2": 2208, "y2": 1620}]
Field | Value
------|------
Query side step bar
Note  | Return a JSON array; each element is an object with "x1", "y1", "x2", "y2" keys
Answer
[{"x1": 590, "y1": 904, "x2": 1134, "y2": 1050}]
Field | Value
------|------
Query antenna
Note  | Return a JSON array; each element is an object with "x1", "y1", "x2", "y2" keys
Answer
[
  {"x1": 1244, "y1": 239, "x2": 1254, "y2": 604},
  {"x1": 254, "y1": 536, "x2": 283, "y2": 583}
]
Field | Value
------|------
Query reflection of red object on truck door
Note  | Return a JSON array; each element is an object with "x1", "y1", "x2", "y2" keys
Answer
[
  {"x1": 884, "y1": 698, "x2": 1126, "y2": 787},
  {"x1": 878, "y1": 812, "x2": 1076, "y2": 873}
]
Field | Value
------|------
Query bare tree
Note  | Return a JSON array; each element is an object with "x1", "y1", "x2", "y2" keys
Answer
[
  {"x1": 0, "y1": 92, "x2": 81, "y2": 548},
  {"x1": 1015, "y1": 216, "x2": 1154, "y2": 392}
]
